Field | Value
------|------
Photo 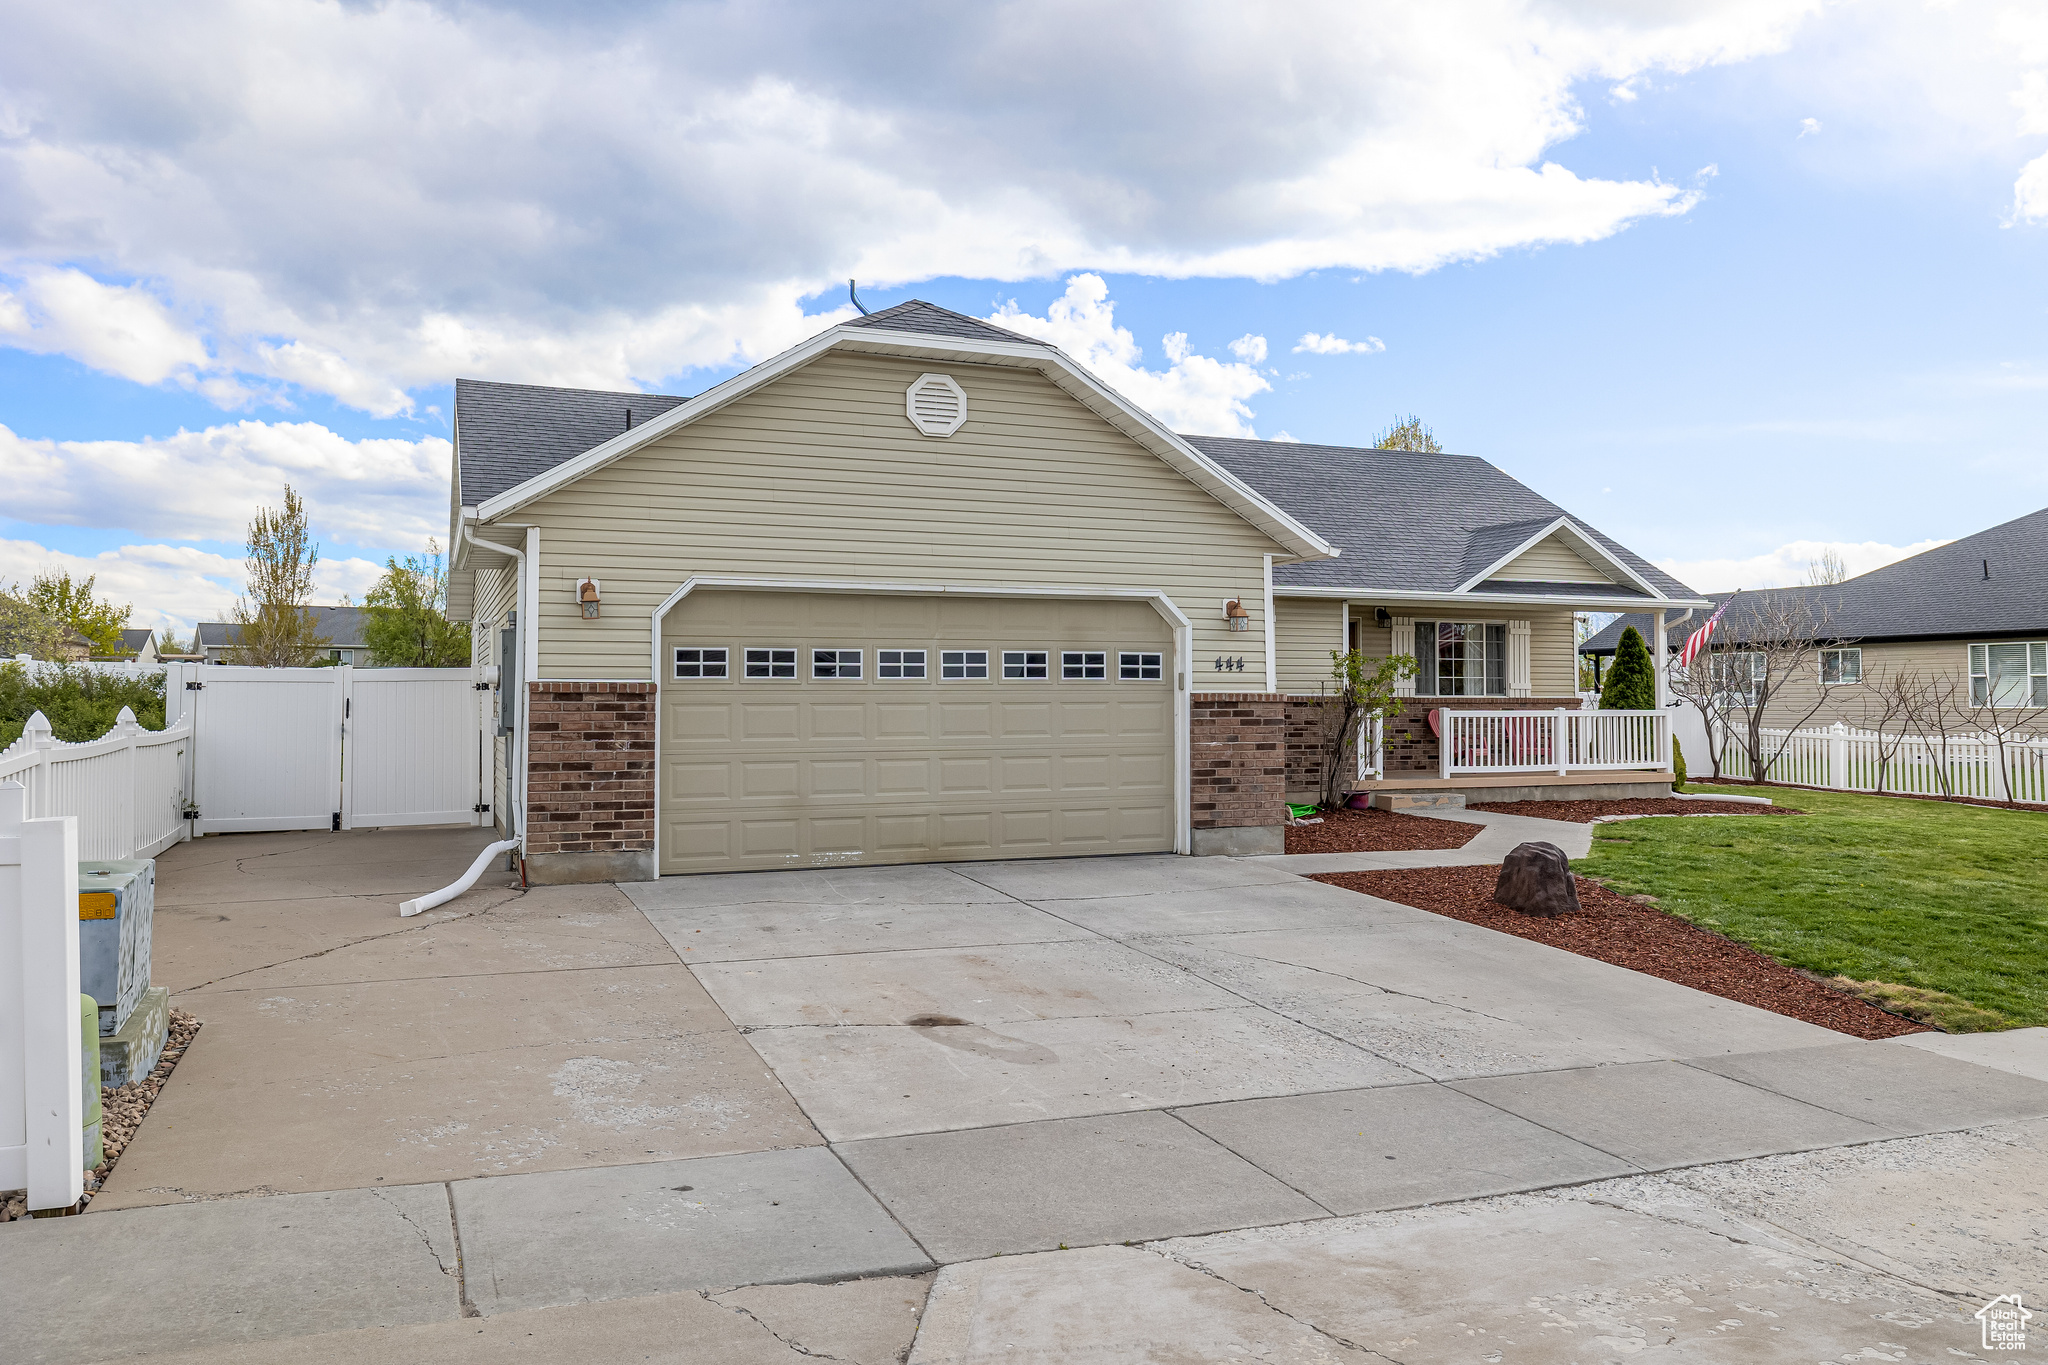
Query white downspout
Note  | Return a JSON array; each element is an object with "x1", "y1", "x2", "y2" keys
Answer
[
  {"x1": 1262, "y1": 555, "x2": 1277, "y2": 695},
  {"x1": 404, "y1": 524, "x2": 525, "y2": 916}
]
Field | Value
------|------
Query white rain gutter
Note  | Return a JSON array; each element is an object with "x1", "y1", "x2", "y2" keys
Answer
[{"x1": 402, "y1": 524, "x2": 527, "y2": 916}]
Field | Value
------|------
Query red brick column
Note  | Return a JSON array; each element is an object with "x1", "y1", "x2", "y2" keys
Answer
[
  {"x1": 1189, "y1": 692, "x2": 1287, "y2": 855},
  {"x1": 525, "y1": 681, "x2": 656, "y2": 882}
]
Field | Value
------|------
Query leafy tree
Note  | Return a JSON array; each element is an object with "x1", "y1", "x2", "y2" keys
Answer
[
  {"x1": 1599, "y1": 625, "x2": 1657, "y2": 711},
  {"x1": 364, "y1": 541, "x2": 471, "y2": 667},
  {"x1": 1372, "y1": 415, "x2": 1443, "y2": 453},
  {"x1": 226, "y1": 485, "x2": 331, "y2": 667},
  {"x1": 1313, "y1": 649, "x2": 1419, "y2": 808},
  {"x1": 0, "y1": 591, "x2": 68, "y2": 659},
  {"x1": 21, "y1": 571, "x2": 132, "y2": 655}
]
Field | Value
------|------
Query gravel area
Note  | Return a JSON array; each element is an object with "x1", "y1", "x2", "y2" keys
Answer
[
  {"x1": 1310, "y1": 865, "x2": 1925, "y2": 1039},
  {"x1": 1285, "y1": 806, "x2": 1482, "y2": 853},
  {"x1": 0, "y1": 1006, "x2": 201, "y2": 1222},
  {"x1": 1468, "y1": 797, "x2": 1799, "y2": 823}
]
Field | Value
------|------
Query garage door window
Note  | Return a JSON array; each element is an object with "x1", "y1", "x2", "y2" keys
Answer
[
  {"x1": 1003, "y1": 649, "x2": 1049, "y2": 679},
  {"x1": 940, "y1": 649, "x2": 989, "y2": 679},
  {"x1": 744, "y1": 647, "x2": 798, "y2": 679},
  {"x1": 1119, "y1": 651, "x2": 1163, "y2": 681},
  {"x1": 812, "y1": 648, "x2": 862, "y2": 679},
  {"x1": 878, "y1": 649, "x2": 927, "y2": 679},
  {"x1": 1062, "y1": 650, "x2": 1107, "y2": 680},
  {"x1": 673, "y1": 647, "x2": 729, "y2": 679}
]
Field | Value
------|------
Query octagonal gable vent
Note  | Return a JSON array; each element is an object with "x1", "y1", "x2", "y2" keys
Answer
[{"x1": 905, "y1": 373, "x2": 968, "y2": 437}]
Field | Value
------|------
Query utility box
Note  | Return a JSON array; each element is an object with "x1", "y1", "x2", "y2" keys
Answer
[{"x1": 79, "y1": 860, "x2": 153, "y2": 1037}]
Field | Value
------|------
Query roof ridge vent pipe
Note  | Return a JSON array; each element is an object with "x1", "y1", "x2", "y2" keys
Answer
[
  {"x1": 1984, "y1": 558, "x2": 1991, "y2": 580},
  {"x1": 849, "y1": 279, "x2": 870, "y2": 315}
]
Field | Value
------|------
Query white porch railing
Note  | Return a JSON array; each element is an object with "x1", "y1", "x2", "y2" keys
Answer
[
  {"x1": 0, "y1": 708, "x2": 192, "y2": 861},
  {"x1": 1720, "y1": 721, "x2": 2048, "y2": 803},
  {"x1": 1438, "y1": 707, "x2": 1670, "y2": 779}
]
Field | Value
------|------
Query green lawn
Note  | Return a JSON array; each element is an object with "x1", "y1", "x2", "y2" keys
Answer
[{"x1": 1581, "y1": 784, "x2": 2048, "y2": 1031}]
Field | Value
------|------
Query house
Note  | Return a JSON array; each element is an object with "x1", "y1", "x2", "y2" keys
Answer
[
  {"x1": 1580, "y1": 506, "x2": 2048, "y2": 728},
  {"x1": 196, "y1": 606, "x2": 370, "y2": 666},
  {"x1": 447, "y1": 300, "x2": 1705, "y2": 884},
  {"x1": 97, "y1": 628, "x2": 159, "y2": 664}
]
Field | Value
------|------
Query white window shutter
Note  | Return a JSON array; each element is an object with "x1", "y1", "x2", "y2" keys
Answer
[
  {"x1": 1390, "y1": 616, "x2": 1415, "y2": 696},
  {"x1": 1508, "y1": 619, "x2": 1532, "y2": 697}
]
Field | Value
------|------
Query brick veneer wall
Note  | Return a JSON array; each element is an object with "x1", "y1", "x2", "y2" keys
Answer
[
  {"x1": 1285, "y1": 695, "x2": 1588, "y2": 797},
  {"x1": 1189, "y1": 692, "x2": 1288, "y2": 830},
  {"x1": 525, "y1": 681, "x2": 656, "y2": 856}
]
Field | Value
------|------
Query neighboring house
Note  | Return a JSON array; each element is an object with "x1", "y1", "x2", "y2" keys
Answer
[
  {"x1": 196, "y1": 606, "x2": 370, "y2": 665},
  {"x1": 97, "y1": 628, "x2": 158, "y2": 664},
  {"x1": 1580, "y1": 505, "x2": 2048, "y2": 729},
  {"x1": 448, "y1": 299, "x2": 1705, "y2": 884}
]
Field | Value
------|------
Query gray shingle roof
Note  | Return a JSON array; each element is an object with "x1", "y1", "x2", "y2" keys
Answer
[
  {"x1": 197, "y1": 606, "x2": 368, "y2": 653},
  {"x1": 1580, "y1": 505, "x2": 2048, "y2": 653},
  {"x1": 842, "y1": 299, "x2": 1047, "y2": 348},
  {"x1": 117, "y1": 629, "x2": 154, "y2": 651},
  {"x1": 1182, "y1": 436, "x2": 1698, "y2": 599},
  {"x1": 455, "y1": 378, "x2": 690, "y2": 507}
]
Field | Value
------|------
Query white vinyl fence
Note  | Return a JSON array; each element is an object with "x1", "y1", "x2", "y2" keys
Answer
[
  {"x1": 0, "y1": 709, "x2": 191, "y2": 861},
  {"x1": 1720, "y1": 720, "x2": 2048, "y2": 804},
  {"x1": 0, "y1": 783, "x2": 84, "y2": 1210},
  {"x1": 1438, "y1": 707, "x2": 1670, "y2": 778}
]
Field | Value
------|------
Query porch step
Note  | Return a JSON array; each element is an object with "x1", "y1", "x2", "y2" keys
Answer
[{"x1": 1374, "y1": 791, "x2": 1467, "y2": 812}]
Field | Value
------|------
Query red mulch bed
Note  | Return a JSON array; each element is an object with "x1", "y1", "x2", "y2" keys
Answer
[
  {"x1": 1468, "y1": 798, "x2": 1798, "y2": 823},
  {"x1": 1285, "y1": 806, "x2": 1482, "y2": 854},
  {"x1": 1310, "y1": 865, "x2": 1926, "y2": 1039}
]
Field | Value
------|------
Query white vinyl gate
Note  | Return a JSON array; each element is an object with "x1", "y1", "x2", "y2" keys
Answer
[{"x1": 165, "y1": 664, "x2": 485, "y2": 834}]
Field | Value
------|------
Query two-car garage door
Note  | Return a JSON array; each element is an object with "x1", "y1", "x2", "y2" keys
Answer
[{"x1": 659, "y1": 591, "x2": 1176, "y2": 874}]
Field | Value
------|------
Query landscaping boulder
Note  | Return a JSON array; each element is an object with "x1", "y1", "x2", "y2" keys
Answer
[{"x1": 1493, "y1": 842, "x2": 1580, "y2": 917}]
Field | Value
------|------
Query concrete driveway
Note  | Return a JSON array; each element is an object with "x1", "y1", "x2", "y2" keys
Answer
[{"x1": 5, "y1": 828, "x2": 2045, "y2": 1364}]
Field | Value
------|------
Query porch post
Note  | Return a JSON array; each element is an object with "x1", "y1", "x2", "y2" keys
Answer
[
  {"x1": 1652, "y1": 610, "x2": 1669, "y2": 709},
  {"x1": 1556, "y1": 708, "x2": 1569, "y2": 777}
]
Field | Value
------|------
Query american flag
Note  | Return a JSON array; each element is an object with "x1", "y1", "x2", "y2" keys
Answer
[{"x1": 1677, "y1": 592, "x2": 1737, "y2": 668}]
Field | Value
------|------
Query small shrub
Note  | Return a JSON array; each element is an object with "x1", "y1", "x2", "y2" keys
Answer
[
  {"x1": 0, "y1": 663, "x2": 166, "y2": 749},
  {"x1": 1599, "y1": 626, "x2": 1657, "y2": 711},
  {"x1": 1672, "y1": 735, "x2": 1687, "y2": 788}
]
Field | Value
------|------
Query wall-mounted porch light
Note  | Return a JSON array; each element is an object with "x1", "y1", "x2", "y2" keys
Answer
[
  {"x1": 577, "y1": 578, "x2": 601, "y2": 619},
  {"x1": 1223, "y1": 598, "x2": 1252, "y2": 632}
]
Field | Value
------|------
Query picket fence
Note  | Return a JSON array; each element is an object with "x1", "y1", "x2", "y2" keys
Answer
[
  {"x1": 1718, "y1": 720, "x2": 2048, "y2": 804},
  {"x1": 0, "y1": 708, "x2": 192, "y2": 862}
]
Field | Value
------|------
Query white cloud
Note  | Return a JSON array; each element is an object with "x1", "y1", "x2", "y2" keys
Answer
[
  {"x1": 1799, "y1": 116, "x2": 1822, "y2": 137},
  {"x1": 988, "y1": 275, "x2": 1271, "y2": 436},
  {"x1": 1293, "y1": 332, "x2": 1386, "y2": 355},
  {"x1": 0, "y1": 537, "x2": 382, "y2": 635},
  {"x1": 0, "y1": 0, "x2": 1819, "y2": 411},
  {"x1": 1657, "y1": 538, "x2": 1949, "y2": 592},
  {"x1": 0, "y1": 420, "x2": 450, "y2": 546},
  {"x1": 1227, "y1": 334, "x2": 1268, "y2": 364}
]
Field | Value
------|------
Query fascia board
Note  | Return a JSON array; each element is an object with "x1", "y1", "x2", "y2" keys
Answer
[
  {"x1": 1276, "y1": 585, "x2": 1712, "y2": 609},
  {"x1": 471, "y1": 325, "x2": 1339, "y2": 564}
]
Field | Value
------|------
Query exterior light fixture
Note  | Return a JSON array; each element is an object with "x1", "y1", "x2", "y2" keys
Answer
[
  {"x1": 577, "y1": 578, "x2": 601, "y2": 619},
  {"x1": 1223, "y1": 598, "x2": 1252, "y2": 632}
]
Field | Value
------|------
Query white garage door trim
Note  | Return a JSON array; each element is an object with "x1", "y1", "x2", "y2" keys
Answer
[{"x1": 647, "y1": 575, "x2": 1192, "y2": 869}]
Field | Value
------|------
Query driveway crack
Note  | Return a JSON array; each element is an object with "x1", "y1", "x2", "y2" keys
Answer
[
  {"x1": 1146, "y1": 1245, "x2": 1408, "y2": 1363},
  {"x1": 371, "y1": 1187, "x2": 453, "y2": 1280},
  {"x1": 701, "y1": 1291, "x2": 846, "y2": 1359}
]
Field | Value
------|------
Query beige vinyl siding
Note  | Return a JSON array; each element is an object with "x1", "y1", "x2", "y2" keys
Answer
[
  {"x1": 1492, "y1": 537, "x2": 1613, "y2": 584},
  {"x1": 1744, "y1": 637, "x2": 2039, "y2": 729},
  {"x1": 1273, "y1": 596, "x2": 1347, "y2": 693},
  {"x1": 1312, "y1": 602, "x2": 1580, "y2": 697},
  {"x1": 516, "y1": 352, "x2": 1287, "y2": 687},
  {"x1": 471, "y1": 564, "x2": 514, "y2": 836}
]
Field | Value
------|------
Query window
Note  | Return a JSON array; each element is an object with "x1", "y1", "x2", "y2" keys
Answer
[
  {"x1": 1411, "y1": 622, "x2": 1505, "y2": 697},
  {"x1": 673, "y1": 646, "x2": 729, "y2": 679},
  {"x1": 1970, "y1": 642, "x2": 2048, "y2": 707},
  {"x1": 940, "y1": 649, "x2": 988, "y2": 680},
  {"x1": 743, "y1": 647, "x2": 798, "y2": 679},
  {"x1": 328, "y1": 649, "x2": 354, "y2": 665},
  {"x1": 1002, "y1": 649, "x2": 1049, "y2": 679},
  {"x1": 812, "y1": 648, "x2": 862, "y2": 679},
  {"x1": 1119, "y1": 651, "x2": 1163, "y2": 681},
  {"x1": 1709, "y1": 651, "x2": 1766, "y2": 705},
  {"x1": 1819, "y1": 648, "x2": 1861, "y2": 685},
  {"x1": 1061, "y1": 650, "x2": 1107, "y2": 680},
  {"x1": 878, "y1": 648, "x2": 926, "y2": 679}
]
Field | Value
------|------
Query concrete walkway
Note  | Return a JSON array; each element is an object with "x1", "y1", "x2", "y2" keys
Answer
[
  {"x1": 1250, "y1": 807, "x2": 1593, "y2": 874},
  {"x1": 5, "y1": 832, "x2": 2043, "y2": 1364}
]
